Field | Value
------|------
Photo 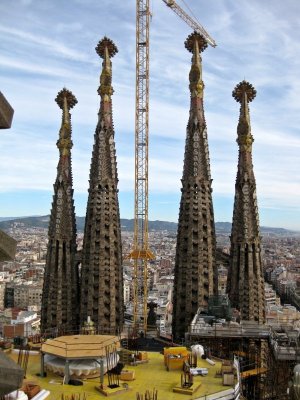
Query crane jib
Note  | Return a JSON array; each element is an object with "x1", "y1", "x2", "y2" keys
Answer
[{"x1": 162, "y1": 0, "x2": 216, "y2": 48}]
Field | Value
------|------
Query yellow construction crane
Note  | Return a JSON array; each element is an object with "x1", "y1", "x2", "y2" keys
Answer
[
  {"x1": 162, "y1": 0, "x2": 217, "y2": 47},
  {"x1": 128, "y1": 0, "x2": 154, "y2": 335},
  {"x1": 129, "y1": 0, "x2": 216, "y2": 335}
]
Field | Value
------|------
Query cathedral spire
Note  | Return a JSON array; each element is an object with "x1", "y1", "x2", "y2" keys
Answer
[
  {"x1": 80, "y1": 38, "x2": 123, "y2": 334},
  {"x1": 227, "y1": 81, "x2": 265, "y2": 323},
  {"x1": 172, "y1": 33, "x2": 217, "y2": 340},
  {"x1": 41, "y1": 88, "x2": 79, "y2": 334}
]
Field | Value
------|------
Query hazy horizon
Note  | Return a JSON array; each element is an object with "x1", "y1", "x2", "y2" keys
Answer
[{"x1": 0, "y1": 214, "x2": 298, "y2": 232}]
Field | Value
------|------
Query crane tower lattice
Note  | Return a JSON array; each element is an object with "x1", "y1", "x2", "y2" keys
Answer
[
  {"x1": 128, "y1": 0, "x2": 216, "y2": 335},
  {"x1": 128, "y1": 0, "x2": 154, "y2": 334}
]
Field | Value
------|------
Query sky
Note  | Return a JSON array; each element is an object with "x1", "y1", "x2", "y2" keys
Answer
[{"x1": 0, "y1": 0, "x2": 299, "y2": 230}]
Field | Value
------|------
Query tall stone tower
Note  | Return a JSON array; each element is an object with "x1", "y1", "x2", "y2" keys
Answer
[
  {"x1": 172, "y1": 32, "x2": 217, "y2": 340},
  {"x1": 80, "y1": 37, "x2": 123, "y2": 334},
  {"x1": 41, "y1": 88, "x2": 79, "y2": 333},
  {"x1": 227, "y1": 81, "x2": 265, "y2": 323}
]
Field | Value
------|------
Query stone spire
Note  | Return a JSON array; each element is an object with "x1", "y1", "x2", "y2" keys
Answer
[
  {"x1": 172, "y1": 32, "x2": 217, "y2": 340},
  {"x1": 80, "y1": 37, "x2": 123, "y2": 334},
  {"x1": 41, "y1": 88, "x2": 79, "y2": 333},
  {"x1": 227, "y1": 80, "x2": 265, "y2": 323}
]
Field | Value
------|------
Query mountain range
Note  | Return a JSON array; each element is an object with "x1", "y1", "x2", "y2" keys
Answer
[{"x1": 0, "y1": 215, "x2": 298, "y2": 236}]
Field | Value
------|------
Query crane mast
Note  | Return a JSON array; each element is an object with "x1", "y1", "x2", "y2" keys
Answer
[
  {"x1": 129, "y1": 0, "x2": 215, "y2": 335},
  {"x1": 129, "y1": 0, "x2": 154, "y2": 334}
]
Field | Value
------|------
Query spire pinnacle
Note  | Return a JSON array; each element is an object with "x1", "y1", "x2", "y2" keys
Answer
[
  {"x1": 96, "y1": 37, "x2": 118, "y2": 59},
  {"x1": 96, "y1": 37, "x2": 118, "y2": 99},
  {"x1": 185, "y1": 31, "x2": 208, "y2": 53},
  {"x1": 185, "y1": 32, "x2": 207, "y2": 98},
  {"x1": 55, "y1": 87, "x2": 77, "y2": 110},
  {"x1": 55, "y1": 88, "x2": 77, "y2": 156},
  {"x1": 233, "y1": 80, "x2": 256, "y2": 152}
]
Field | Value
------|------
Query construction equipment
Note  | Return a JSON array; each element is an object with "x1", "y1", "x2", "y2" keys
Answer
[
  {"x1": 128, "y1": 0, "x2": 154, "y2": 335},
  {"x1": 162, "y1": 0, "x2": 217, "y2": 47},
  {"x1": 129, "y1": 0, "x2": 216, "y2": 334}
]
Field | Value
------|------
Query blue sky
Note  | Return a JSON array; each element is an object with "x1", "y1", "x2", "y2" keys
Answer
[{"x1": 0, "y1": 0, "x2": 299, "y2": 230}]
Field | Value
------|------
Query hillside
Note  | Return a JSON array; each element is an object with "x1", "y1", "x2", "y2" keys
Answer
[
  {"x1": 0, "y1": 215, "x2": 298, "y2": 236},
  {"x1": 0, "y1": 216, "x2": 178, "y2": 233}
]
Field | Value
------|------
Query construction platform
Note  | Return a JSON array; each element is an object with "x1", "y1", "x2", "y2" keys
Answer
[
  {"x1": 8, "y1": 349, "x2": 240, "y2": 399},
  {"x1": 188, "y1": 320, "x2": 270, "y2": 339}
]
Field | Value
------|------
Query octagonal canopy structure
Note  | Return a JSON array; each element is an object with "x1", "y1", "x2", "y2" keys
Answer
[{"x1": 41, "y1": 335, "x2": 120, "y2": 383}]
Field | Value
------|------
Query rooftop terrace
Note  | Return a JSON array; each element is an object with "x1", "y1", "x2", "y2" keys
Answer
[{"x1": 8, "y1": 348, "x2": 240, "y2": 400}]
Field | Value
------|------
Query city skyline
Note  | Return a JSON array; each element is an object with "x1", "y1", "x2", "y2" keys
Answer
[{"x1": 0, "y1": 0, "x2": 299, "y2": 230}]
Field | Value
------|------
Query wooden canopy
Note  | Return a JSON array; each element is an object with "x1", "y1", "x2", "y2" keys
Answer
[{"x1": 41, "y1": 334, "x2": 120, "y2": 360}]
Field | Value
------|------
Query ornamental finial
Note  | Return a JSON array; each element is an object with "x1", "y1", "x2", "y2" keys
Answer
[
  {"x1": 186, "y1": 32, "x2": 206, "y2": 98},
  {"x1": 185, "y1": 31, "x2": 208, "y2": 54},
  {"x1": 96, "y1": 37, "x2": 118, "y2": 99},
  {"x1": 95, "y1": 37, "x2": 118, "y2": 59},
  {"x1": 233, "y1": 81, "x2": 255, "y2": 151},
  {"x1": 56, "y1": 88, "x2": 76, "y2": 155},
  {"x1": 55, "y1": 88, "x2": 77, "y2": 110},
  {"x1": 232, "y1": 80, "x2": 256, "y2": 104}
]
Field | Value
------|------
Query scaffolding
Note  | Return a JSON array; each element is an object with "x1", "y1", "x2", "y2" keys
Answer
[{"x1": 186, "y1": 313, "x2": 300, "y2": 399}]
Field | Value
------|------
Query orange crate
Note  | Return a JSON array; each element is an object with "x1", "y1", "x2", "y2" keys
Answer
[
  {"x1": 138, "y1": 352, "x2": 148, "y2": 361},
  {"x1": 120, "y1": 369, "x2": 135, "y2": 381}
]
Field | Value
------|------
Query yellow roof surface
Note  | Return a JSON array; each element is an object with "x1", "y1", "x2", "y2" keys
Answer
[
  {"x1": 41, "y1": 335, "x2": 120, "y2": 359},
  {"x1": 9, "y1": 350, "x2": 234, "y2": 400}
]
